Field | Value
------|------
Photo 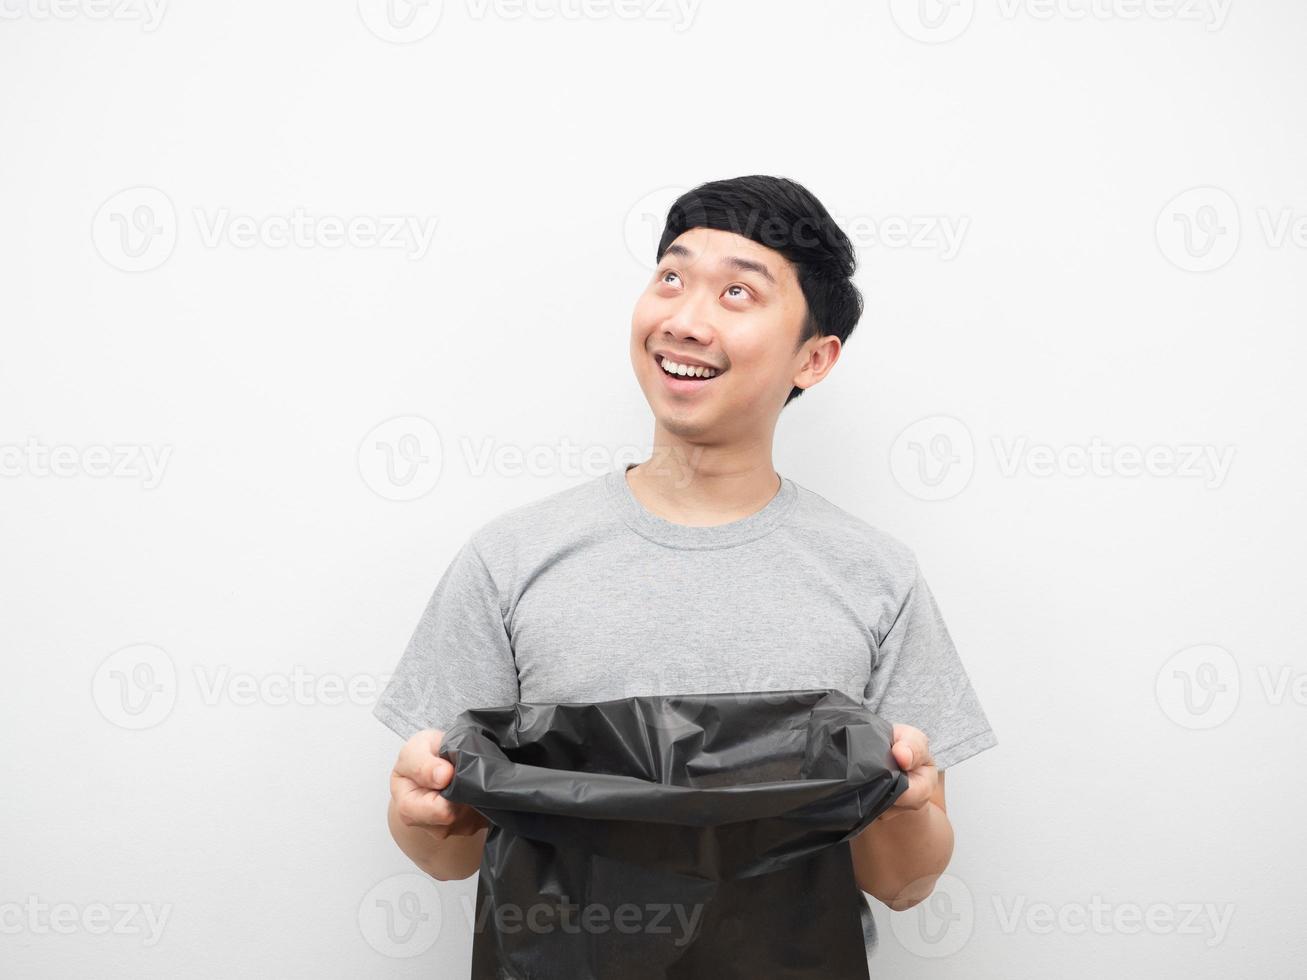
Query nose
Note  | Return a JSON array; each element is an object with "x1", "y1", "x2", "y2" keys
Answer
[{"x1": 660, "y1": 288, "x2": 716, "y2": 347}]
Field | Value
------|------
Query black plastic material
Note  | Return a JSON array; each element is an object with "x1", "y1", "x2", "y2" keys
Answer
[{"x1": 438, "y1": 688, "x2": 908, "y2": 980}]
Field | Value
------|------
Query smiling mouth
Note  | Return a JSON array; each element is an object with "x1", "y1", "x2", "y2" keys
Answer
[{"x1": 655, "y1": 353, "x2": 724, "y2": 381}]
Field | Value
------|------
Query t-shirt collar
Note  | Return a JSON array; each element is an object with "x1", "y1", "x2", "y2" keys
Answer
[{"x1": 605, "y1": 461, "x2": 798, "y2": 550}]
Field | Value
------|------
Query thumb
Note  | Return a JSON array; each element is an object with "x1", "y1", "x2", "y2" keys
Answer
[
  {"x1": 892, "y1": 741, "x2": 915, "y2": 771},
  {"x1": 425, "y1": 754, "x2": 454, "y2": 791}
]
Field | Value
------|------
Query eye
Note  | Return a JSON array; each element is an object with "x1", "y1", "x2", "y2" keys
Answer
[
  {"x1": 659, "y1": 269, "x2": 681, "y2": 287},
  {"x1": 725, "y1": 284, "x2": 752, "y2": 301}
]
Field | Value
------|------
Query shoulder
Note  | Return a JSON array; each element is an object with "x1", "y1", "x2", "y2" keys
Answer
[
  {"x1": 461, "y1": 472, "x2": 613, "y2": 574},
  {"x1": 787, "y1": 480, "x2": 921, "y2": 593}
]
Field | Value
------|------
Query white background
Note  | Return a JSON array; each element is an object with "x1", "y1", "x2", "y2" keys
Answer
[{"x1": 2, "y1": 0, "x2": 1304, "y2": 977}]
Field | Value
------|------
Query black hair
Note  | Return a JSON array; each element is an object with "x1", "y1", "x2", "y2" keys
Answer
[{"x1": 654, "y1": 175, "x2": 863, "y2": 406}]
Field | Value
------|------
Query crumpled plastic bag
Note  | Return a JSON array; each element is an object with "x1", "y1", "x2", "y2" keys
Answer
[{"x1": 438, "y1": 688, "x2": 908, "y2": 980}]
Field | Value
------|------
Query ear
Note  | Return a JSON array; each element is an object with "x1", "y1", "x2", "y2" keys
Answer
[{"x1": 792, "y1": 334, "x2": 842, "y2": 391}]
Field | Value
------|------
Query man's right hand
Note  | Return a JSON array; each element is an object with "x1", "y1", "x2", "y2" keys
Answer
[{"x1": 390, "y1": 728, "x2": 490, "y2": 841}]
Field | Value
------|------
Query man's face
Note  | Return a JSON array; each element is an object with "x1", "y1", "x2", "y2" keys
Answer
[{"x1": 629, "y1": 227, "x2": 815, "y2": 444}]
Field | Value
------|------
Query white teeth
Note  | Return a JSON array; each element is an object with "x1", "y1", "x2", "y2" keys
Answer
[{"x1": 659, "y1": 356, "x2": 718, "y2": 379}]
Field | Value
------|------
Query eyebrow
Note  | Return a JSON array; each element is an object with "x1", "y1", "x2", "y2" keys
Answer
[{"x1": 661, "y1": 243, "x2": 777, "y2": 285}]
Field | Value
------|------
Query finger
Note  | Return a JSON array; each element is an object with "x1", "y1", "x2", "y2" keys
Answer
[
  {"x1": 396, "y1": 731, "x2": 454, "y2": 790},
  {"x1": 396, "y1": 750, "x2": 453, "y2": 790},
  {"x1": 896, "y1": 765, "x2": 937, "y2": 809},
  {"x1": 891, "y1": 740, "x2": 916, "y2": 771},
  {"x1": 394, "y1": 780, "x2": 460, "y2": 828},
  {"x1": 423, "y1": 754, "x2": 455, "y2": 791},
  {"x1": 888, "y1": 725, "x2": 936, "y2": 810},
  {"x1": 891, "y1": 724, "x2": 934, "y2": 772}
]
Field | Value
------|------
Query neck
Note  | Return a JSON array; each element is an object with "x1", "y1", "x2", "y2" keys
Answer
[{"x1": 625, "y1": 430, "x2": 781, "y2": 527}]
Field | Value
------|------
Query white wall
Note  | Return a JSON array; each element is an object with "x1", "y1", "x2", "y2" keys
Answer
[{"x1": 2, "y1": 1, "x2": 1304, "y2": 977}]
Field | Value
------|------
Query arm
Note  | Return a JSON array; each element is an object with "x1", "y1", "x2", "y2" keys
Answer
[
  {"x1": 849, "y1": 726, "x2": 953, "y2": 911},
  {"x1": 373, "y1": 536, "x2": 522, "y2": 879},
  {"x1": 386, "y1": 799, "x2": 487, "y2": 881},
  {"x1": 385, "y1": 728, "x2": 491, "y2": 881},
  {"x1": 853, "y1": 555, "x2": 997, "y2": 909}
]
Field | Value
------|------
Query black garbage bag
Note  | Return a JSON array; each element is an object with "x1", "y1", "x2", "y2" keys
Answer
[{"x1": 438, "y1": 688, "x2": 908, "y2": 980}]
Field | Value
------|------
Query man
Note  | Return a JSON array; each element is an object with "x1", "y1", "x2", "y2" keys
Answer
[{"x1": 373, "y1": 174, "x2": 998, "y2": 965}]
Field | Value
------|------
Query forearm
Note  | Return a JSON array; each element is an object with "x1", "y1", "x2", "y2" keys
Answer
[
  {"x1": 849, "y1": 801, "x2": 954, "y2": 911},
  {"x1": 386, "y1": 796, "x2": 487, "y2": 881}
]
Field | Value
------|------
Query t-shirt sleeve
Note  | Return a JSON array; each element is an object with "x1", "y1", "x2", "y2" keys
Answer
[
  {"x1": 372, "y1": 536, "x2": 521, "y2": 740},
  {"x1": 864, "y1": 558, "x2": 997, "y2": 771}
]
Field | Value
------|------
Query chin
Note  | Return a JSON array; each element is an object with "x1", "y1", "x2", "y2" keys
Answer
[{"x1": 656, "y1": 407, "x2": 715, "y2": 440}]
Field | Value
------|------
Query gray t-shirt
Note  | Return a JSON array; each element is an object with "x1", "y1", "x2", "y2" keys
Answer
[{"x1": 374, "y1": 462, "x2": 998, "y2": 959}]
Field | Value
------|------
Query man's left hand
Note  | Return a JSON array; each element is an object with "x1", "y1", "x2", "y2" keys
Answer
[{"x1": 878, "y1": 723, "x2": 938, "y2": 823}]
